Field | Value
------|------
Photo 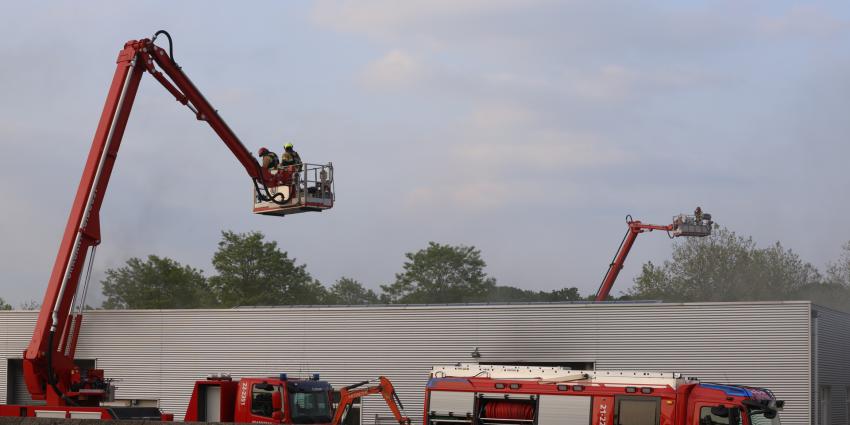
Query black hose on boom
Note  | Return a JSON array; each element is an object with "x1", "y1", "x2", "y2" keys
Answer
[
  {"x1": 151, "y1": 30, "x2": 289, "y2": 206},
  {"x1": 45, "y1": 330, "x2": 78, "y2": 406},
  {"x1": 253, "y1": 178, "x2": 290, "y2": 204},
  {"x1": 151, "y1": 30, "x2": 175, "y2": 63},
  {"x1": 593, "y1": 215, "x2": 632, "y2": 299},
  {"x1": 343, "y1": 380, "x2": 371, "y2": 390},
  {"x1": 392, "y1": 390, "x2": 405, "y2": 410}
]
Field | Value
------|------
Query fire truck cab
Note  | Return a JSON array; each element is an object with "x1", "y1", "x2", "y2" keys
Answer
[
  {"x1": 185, "y1": 373, "x2": 334, "y2": 424},
  {"x1": 425, "y1": 364, "x2": 783, "y2": 425}
]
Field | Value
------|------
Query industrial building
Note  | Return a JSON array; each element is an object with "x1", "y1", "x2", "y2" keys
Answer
[{"x1": 0, "y1": 301, "x2": 847, "y2": 425}]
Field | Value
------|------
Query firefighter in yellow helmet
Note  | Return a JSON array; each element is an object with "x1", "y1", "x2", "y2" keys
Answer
[{"x1": 280, "y1": 142, "x2": 302, "y2": 170}]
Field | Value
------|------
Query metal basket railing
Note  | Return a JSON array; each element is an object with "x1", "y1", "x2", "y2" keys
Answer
[
  {"x1": 291, "y1": 162, "x2": 335, "y2": 202},
  {"x1": 253, "y1": 162, "x2": 334, "y2": 206}
]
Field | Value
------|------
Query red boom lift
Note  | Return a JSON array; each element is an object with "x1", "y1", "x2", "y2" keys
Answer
[
  {"x1": 0, "y1": 31, "x2": 333, "y2": 420},
  {"x1": 594, "y1": 208, "x2": 713, "y2": 301}
]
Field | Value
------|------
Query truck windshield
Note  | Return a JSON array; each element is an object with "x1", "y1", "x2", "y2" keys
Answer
[
  {"x1": 747, "y1": 409, "x2": 781, "y2": 425},
  {"x1": 699, "y1": 406, "x2": 741, "y2": 425},
  {"x1": 289, "y1": 390, "x2": 332, "y2": 424}
]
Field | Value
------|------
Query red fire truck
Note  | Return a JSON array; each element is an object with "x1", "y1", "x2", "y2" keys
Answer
[
  {"x1": 184, "y1": 374, "x2": 409, "y2": 425},
  {"x1": 424, "y1": 364, "x2": 783, "y2": 425}
]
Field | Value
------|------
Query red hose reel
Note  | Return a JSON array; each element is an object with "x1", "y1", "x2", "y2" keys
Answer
[{"x1": 483, "y1": 401, "x2": 534, "y2": 420}]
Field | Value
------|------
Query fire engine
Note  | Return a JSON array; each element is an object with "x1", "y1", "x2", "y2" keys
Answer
[
  {"x1": 184, "y1": 374, "x2": 410, "y2": 425},
  {"x1": 425, "y1": 364, "x2": 782, "y2": 425}
]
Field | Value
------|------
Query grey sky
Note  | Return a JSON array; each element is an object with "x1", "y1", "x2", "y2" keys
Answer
[{"x1": 1, "y1": 1, "x2": 849, "y2": 307}]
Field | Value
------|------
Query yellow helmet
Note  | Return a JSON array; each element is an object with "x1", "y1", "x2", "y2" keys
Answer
[{"x1": 284, "y1": 142, "x2": 294, "y2": 150}]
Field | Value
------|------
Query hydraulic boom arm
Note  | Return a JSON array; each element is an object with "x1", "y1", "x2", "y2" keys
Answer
[
  {"x1": 24, "y1": 31, "x2": 285, "y2": 406},
  {"x1": 594, "y1": 209, "x2": 713, "y2": 301},
  {"x1": 332, "y1": 377, "x2": 411, "y2": 425}
]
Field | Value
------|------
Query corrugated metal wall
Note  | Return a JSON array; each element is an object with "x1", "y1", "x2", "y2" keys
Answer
[
  {"x1": 6, "y1": 360, "x2": 36, "y2": 405},
  {"x1": 0, "y1": 302, "x2": 814, "y2": 424},
  {"x1": 814, "y1": 305, "x2": 850, "y2": 425},
  {"x1": 0, "y1": 312, "x2": 37, "y2": 406}
]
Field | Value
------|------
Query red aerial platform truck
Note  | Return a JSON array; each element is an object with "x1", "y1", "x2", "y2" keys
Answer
[
  {"x1": 595, "y1": 209, "x2": 714, "y2": 301},
  {"x1": 425, "y1": 364, "x2": 783, "y2": 425},
  {"x1": 0, "y1": 31, "x2": 358, "y2": 421}
]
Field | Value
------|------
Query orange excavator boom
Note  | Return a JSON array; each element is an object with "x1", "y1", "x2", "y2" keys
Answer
[{"x1": 332, "y1": 377, "x2": 411, "y2": 425}]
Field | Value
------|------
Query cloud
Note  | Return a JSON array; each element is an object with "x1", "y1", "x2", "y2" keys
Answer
[
  {"x1": 560, "y1": 65, "x2": 733, "y2": 106},
  {"x1": 360, "y1": 50, "x2": 425, "y2": 89},
  {"x1": 403, "y1": 180, "x2": 557, "y2": 212},
  {"x1": 0, "y1": 183, "x2": 59, "y2": 275},
  {"x1": 313, "y1": 0, "x2": 535, "y2": 43},
  {"x1": 563, "y1": 65, "x2": 638, "y2": 103},
  {"x1": 466, "y1": 102, "x2": 534, "y2": 128},
  {"x1": 400, "y1": 102, "x2": 626, "y2": 211},
  {"x1": 756, "y1": 5, "x2": 850, "y2": 39},
  {"x1": 454, "y1": 103, "x2": 627, "y2": 168},
  {"x1": 402, "y1": 182, "x2": 517, "y2": 211},
  {"x1": 310, "y1": 1, "x2": 772, "y2": 63},
  {"x1": 455, "y1": 139, "x2": 625, "y2": 169}
]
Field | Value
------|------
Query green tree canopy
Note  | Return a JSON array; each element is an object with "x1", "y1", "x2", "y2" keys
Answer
[
  {"x1": 628, "y1": 228, "x2": 825, "y2": 302},
  {"x1": 208, "y1": 231, "x2": 325, "y2": 307},
  {"x1": 381, "y1": 242, "x2": 497, "y2": 303},
  {"x1": 101, "y1": 255, "x2": 211, "y2": 309},
  {"x1": 19, "y1": 300, "x2": 40, "y2": 310},
  {"x1": 800, "y1": 242, "x2": 850, "y2": 311},
  {"x1": 826, "y1": 242, "x2": 850, "y2": 286},
  {"x1": 328, "y1": 277, "x2": 380, "y2": 304},
  {"x1": 486, "y1": 286, "x2": 582, "y2": 302},
  {"x1": 0, "y1": 297, "x2": 11, "y2": 310}
]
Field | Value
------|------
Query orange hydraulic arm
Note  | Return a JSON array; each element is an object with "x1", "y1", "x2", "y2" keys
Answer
[
  {"x1": 594, "y1": 209, "x2": 713, "y2": 301},
  {"x1": 23, "y1": 31, "x2": 288, "y2": 406},
  {"x1": 332, "y1": 377, "x2": 411, "y2": 425}
]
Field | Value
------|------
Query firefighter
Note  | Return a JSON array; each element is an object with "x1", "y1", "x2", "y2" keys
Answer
[
  {"x1": 280, "y1": 142, "x2": 302, "y2": 169},
  {"x1": 258, "y1": 147, "x2": 279, "y2": 169}
]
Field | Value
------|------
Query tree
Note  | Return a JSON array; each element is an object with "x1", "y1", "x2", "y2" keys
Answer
[
  {"x1": 747, "y1": 241, "x2": 822, "y2": 299},
  {"x1": 628, "y1": 228, "x2": 822, "y2": 302},
  {"x1": 381, "y1": 242, "x2": 497, "y2": 303},
  {"x1": 486, "y1": 286, "x2": 583, "y2": 302},
  {"x1": 208, "y1": 231, "x2": 326, "y2": 307},
  {"x1": 794, "y1": 241, "x2": 850, "y2": 312},
  {"x1": 544, "y1": 287, "x2": 583, "y2": 301},
  {"x1": 826, "y1": 241, "x2": 850, "y2": 286},
  {"x1": 19, "y1": 300, "x2": 40, "y2": 310},
  {"x1": 792, "y1": 282, "x2": 850, "y2": 312},
  {"x1": 0, "y1": 297, "x2": 11, "y2": 310},
  {"x1": 628, "y1": 261, "x2": 671, "y2": 300},
  {"x1": 328, "y1": 277, "x2": 380, "y2": 304},
  {"x1": 101, "y1": 255, "x2": 212, "y2": 309}
]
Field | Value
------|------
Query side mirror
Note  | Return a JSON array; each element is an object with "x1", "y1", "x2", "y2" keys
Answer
[{"x1": 710, "y1": 406, "x2": 730, "y2": 418}]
